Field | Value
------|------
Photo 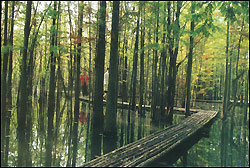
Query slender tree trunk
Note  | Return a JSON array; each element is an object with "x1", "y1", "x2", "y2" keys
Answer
[
  {"x1": 160, "y1": 1, "x2": 167, "y2": 118},
  {"x1": 54, "y1": 2, "x2": 61, "y2": 165},
  {"x1": 91, "y1": 1, "x2": 106, "y2": 160},
  {"x1": 66, "y1": 2, "x2": 73, "y2": 166},
  {"x1": 26, "y1": 3, "x2": 49, "y2": 165},
  {"x1": 129, "y1": 7, "x2": 140, "y2": 113},
  {"x1": 230, "y1": 20, "x2": 244, "y2": 166},
  {"x1": 72, "y1": 2, "x2": 84, "y2": 166},
  {"x1": 166, "y1": 1, "x2": 181, "y2": 123},
  {"x1": 185, "y1": 1, "x2": 195, "y2": 117},
  {"x1": 88, "y1": 2, "x2": 92, "y2": 109},
  {"x1": 221, "y1": 19, "x2": 230, "y2": 120},
  {"x1": 129, "y1": 5, "x2": 140, "y2": 143},
  {"x1": 139, "y1": 2, "x2": 145, "y2": 117},
  {"x1": 122, "y1": 6, "x2": 128, "y2": 103},
  {"x1": 221, "y1": 19, "x2": 230, "y2": 167},
  {"x1": 4, "y1": 1, "x2": 15, "y2": 166},
  {"x1": 45, "y1": 1, "x2": 57, "y2": 166},
  {"x1": 145, "y1": 30, "x2": 151, "y2": 108},
  {"x1": 151, "y1": 1, "x2": 159, "y2": 121},
  {"x1": 242, "y1": 70, "x2": 248, "y2": 167},
  {"x1": 1, "y1": 2, "x2": 9, "y2": 165},
  {"x1": 17, "y1": 1, "x2": 32, "y2": 166},
  {"x1": 38, "y1": 47, "x2": 45, "y2": 166}
]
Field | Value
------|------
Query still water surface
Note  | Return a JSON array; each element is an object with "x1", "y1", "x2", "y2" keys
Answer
[{"x1": 7, "y1": 98, "x2": 249, "y2": 167}]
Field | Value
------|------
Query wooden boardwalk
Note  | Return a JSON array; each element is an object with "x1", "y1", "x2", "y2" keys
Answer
[
  {"x1": 81, "y1": 107, "x2": 218, "y2": 167},
  {"x1": 79, "y1": 96, "x2": 200, "y2": 114}
]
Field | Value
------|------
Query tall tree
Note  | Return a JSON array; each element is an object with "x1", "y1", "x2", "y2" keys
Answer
[
  {"x1": 129, "y1": 3, "x2": 140, "y2": 112},
  {"x1": 229, "y1": 19, "x2": 245, "y2": 166},
  {"x1": 25, "y1": 3, "x2": 51, "y2": 166},
  {"x1": 105, "y1": 1, "x2": 120, "y2": 138},
  {"x1": 17, "y1": 1, "x2": 32, "y2": 166},
  {"x1": 220, "y1": 3, "x2": 231, "y2": 167},
  {"x1": 1, "y1": 1, "x2": 9, "y2": 166},
  {"x1": 185, "y1": 1, "x2": 195, "y2": 117},
  {"x1": 151, "y1": 1, "x2": 159, "y2": 121},
  {"x1": 45, "y1": 1, "x2": 57, "y2": 166},
  {"x1": 88, "y1": 2, "x2": 93, "y2": 108},
  {"x1": 54, "y1": 1, "x2": 62, "y2": 165},
  {"x1": 72, "y1": 1, "x2": 84, "y2": 166},
  {"x1": 4, "y1": 1, "x2": 15, "y2": 166},
  {"x1": 160, "y1": 1, "x2": 167, "y2": 118},
  {"x1": 121, "y1": 2, "x2": 128, "y2": 103},
  {"x1": 166, "y1": 1, "x2": 182, "y2": 123},
  {"x1": 139, "y1": 1, "x2": 145, "y2": 117},
  {"x1": 91, "y1": 0, "x2": 106, "y2": 160},
  {"x1": 66, "y1": 2, "x2": 74, "y2": 166}
]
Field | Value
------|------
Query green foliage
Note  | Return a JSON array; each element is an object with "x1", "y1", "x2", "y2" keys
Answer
[
  {"x1": 1, "y1": 46, "x2": 9, "y2": 55},
  {"x1": 144, "y1": 43, "x2": 160, "y2": 51},
  {"x1": 1, "y1": 1, "x2": 249, "y2": 166}
]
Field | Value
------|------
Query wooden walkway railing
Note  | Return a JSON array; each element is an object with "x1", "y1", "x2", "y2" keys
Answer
[{"x1": 81, "y1": 109, "x2": 218, "y2": 167}]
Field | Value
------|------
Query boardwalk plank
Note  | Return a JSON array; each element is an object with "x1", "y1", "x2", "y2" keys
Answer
[{"x1": 82, "y1": 110, "x2": 218, "y2": 167}]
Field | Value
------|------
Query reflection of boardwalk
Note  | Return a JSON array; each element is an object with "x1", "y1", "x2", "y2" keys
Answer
[
  {"x1": 79, "y1": 96, "x2": 200, "y2": 114},
  {"x1": 82, "y1": 109, "x2": 218, "y2": 167}
]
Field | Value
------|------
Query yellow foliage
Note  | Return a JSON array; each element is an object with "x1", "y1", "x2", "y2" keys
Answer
[{"x1": 197, "y1": 89, "x2": 207, "y2": 96}]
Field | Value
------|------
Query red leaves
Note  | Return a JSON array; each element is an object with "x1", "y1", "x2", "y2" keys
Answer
[
  {"x1": 79, "y1": 111, "x2": 88, "y2": 125},
  {"x1": 70, "y1": 34, "x2": 82, "y2": 44},
  {"x1": 70, "y1": 34, "x2": 96, "y2": 44},
  {"x1": 73, "y1": 38, "x2": 82, "y2": 44},
  {"x1": 87, "y1": 37, "x2": 96, "y2": 41},
  {"x1": 84, "y1": 118, "x2": 87, "y2": 123}
]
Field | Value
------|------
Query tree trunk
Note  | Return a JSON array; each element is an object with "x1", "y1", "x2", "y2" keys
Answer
[
  {"x1": 242, "y1": 70, "x2": 249, "y2": 167},
  {"x1": 1, "y1": 2, "x2": 9, "y2": 165},
  {"x1": 17, "y1": 1, "x2": 32, "y2": 166},
  {"x1": 166, "y1": 1, "x2": 181, "y2": 123},
  {"x1": 160, "y1": 1, "x2": 167, "y2": 118},
  {"x1": 66, "y1": 2, "x2": 73, "y2": 166},
  {"x1": 45, "y1": 1, "x2": 57, "y2": 166},
  {"x1": 4, "y1": 1, "x2": 15, "y2": 166},
  {"x1": 221, "y1": 19, "x2": 230, "y2": 167},
  {"x1": 139, "y1": 2, "x2": 145, "y2": 117},
  {"x1": 129, "y1": 6, "x2": 140, "y2": 113},
  {"x1": 122, "y1": 9, "x2": 128, "y2": 103},
  {"x1": 72, "y1": 1, "x2": 84, "y2": 166},
  {"x1": 54, "y1": 2, "x2": 61, "y2": 165},
  {"x1": 26, "y1": 3, "x2": 49, "y2": 165},
  {"x1": 91, "y1": 1, "x2": 106, "y2": 160},
  {"x1": 145, "y1": 29, "x2": 151, "y2": 108},
  {"x1": 38, "y1": 48, "x2": 45, "y2": 166},
  {"x1": 221, "y1": 20, "x2": 230, "y2": 120},
  {"x1": 185, "y1": 1, "x2": 195, "y2": 117},
  {"x1": 151, "y1": 1, "x2": 159, "y2": 121},
  {"x1": 105, "y1": 1, "x2": 120, "y2": 138},
  {"x1": 88, "y1": 2, "x2": 92, "y2": 109}
]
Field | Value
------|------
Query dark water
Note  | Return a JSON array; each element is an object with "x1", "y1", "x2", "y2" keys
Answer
[{"x1": 6, "y1": 97, "x2": 249, "y2": 167}]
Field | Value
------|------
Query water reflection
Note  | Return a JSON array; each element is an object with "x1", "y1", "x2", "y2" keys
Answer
[
  {"x1": 5, "y1": 97, "x2": 249, "y2": 167},
  {"x1": 173, "y1": 104, "x2": 249, "y2": 167}
]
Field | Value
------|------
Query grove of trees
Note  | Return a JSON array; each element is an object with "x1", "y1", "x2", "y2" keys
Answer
[{"x1": 1, "y1": 1, "x2": 249, "y2": 167}]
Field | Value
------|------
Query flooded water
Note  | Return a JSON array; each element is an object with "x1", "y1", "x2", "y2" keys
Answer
[{"x1": 5, "y1": 97, "x2": 249, "y2": 167}]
